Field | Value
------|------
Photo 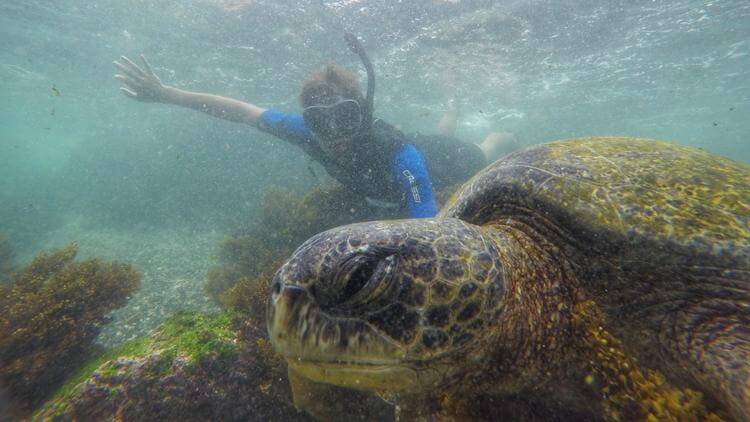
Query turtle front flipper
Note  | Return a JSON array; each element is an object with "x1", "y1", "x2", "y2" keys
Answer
[
  {"x1": 670, "y1": 300, "x2": 750, "y2": 420},
  {"x1": 287, "y1": 367, "x2": 393, "y2": 421}
]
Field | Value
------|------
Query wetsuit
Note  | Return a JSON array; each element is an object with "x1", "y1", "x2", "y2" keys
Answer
[{"x1": 257, "y1": 109, "x2": 485, "y2": 218}]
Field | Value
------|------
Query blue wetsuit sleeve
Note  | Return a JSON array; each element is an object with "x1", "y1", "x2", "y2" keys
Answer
[
  {"x1": 392, "y1": 145, "x2": 439, "y2": 218},
  {"x1": 256, "y1": 109, "x2": 314, "y2": 147}
]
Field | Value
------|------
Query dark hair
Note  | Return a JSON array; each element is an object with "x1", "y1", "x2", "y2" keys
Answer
[{"x1": 299, "y1": 64, "x2": 365, "y2": 108}]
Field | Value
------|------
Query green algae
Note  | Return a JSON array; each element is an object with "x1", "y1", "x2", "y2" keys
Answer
[
  {"x1": 152, "y1": 311, "x2": 237, "y2": 366},
  {"x1": 38, "y1": 337, "x2": 150, "y2": 418},
  {"x1": 37, "y1": 311, "x2": 238, "y2": 419}
]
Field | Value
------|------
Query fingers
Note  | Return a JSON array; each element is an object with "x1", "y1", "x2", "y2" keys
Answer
[
  {"x1": 119, "y1": 55, "x2": 146, "y2": 76},
  {"x1": 113, "y1": 60, "x2": 145, "y2": 82},
  {"x1": 114, "y1": 73, "x2": 140, "y2": 90},
  {"x1": 140, "y1": 54, "x2": 155, "y2": 76},
  {"x1": 119, "y1": 87, "x2": 138, "y2": 98},
  {"x1": 114, "y1": 54, "x2": 163, "y2": 101},
  {"x1": 140, "y1": 54, "x2": 162, "y2": 84}
]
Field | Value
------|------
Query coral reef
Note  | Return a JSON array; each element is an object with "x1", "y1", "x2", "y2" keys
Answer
[
  {"x1": 0, "y1": 242, "x2": 141, "y2": 415},
  {"x1": 37, "y1": 311, "x2": 310, "y2": 421},
  {"x1": 0, "y1": 234, "x2": 13, "y2": 281}
]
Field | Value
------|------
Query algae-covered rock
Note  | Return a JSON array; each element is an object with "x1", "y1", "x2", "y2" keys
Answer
[
  {"x1": 0, "y1": 242, "x2": 140, "y2": 416},
  {"x1": 37, "y1": 311, "x2": 310, "y2": 421}
]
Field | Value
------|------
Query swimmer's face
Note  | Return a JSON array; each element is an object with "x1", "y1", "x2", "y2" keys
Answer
[
  {"x1": 318, "y1": 134, "x2": 356, "y2": 155},
  {"x1": 303, "y1": 96, "x2": 362, "y2": 154}
]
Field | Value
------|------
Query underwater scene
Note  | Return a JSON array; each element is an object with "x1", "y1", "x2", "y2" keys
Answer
[{"x1": 1, "y1": 0, "x2": 748, "y2": 420}]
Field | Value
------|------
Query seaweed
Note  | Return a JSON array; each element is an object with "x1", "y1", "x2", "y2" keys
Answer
[
  {"x1": 219, "y1": 269, "x2": 278, "y2": 324},
  {"x1": 204, "y1": 185, "x2": 367, "y2": 308},
  {"x1": 0, "y1": 242, "x2": 141, "y2": 415}
]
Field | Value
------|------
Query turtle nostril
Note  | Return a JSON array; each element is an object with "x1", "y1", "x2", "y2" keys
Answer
[{"x1": 271, "y1": 280, "x2": 282, "y2": 298}]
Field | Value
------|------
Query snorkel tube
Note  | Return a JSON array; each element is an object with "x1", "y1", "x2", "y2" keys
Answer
[{"x1": 344, "y1": 32, "x2": 375, "y2": 132}]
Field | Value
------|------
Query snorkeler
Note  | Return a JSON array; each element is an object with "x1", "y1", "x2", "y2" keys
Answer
[{"x1": 114, "y1": 34, "x2": 517, "y2": 218}]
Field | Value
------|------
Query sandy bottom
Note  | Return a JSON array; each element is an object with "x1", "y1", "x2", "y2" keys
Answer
[{"x1": 34, "y1": 221, "x2": 223, "y2": 348}]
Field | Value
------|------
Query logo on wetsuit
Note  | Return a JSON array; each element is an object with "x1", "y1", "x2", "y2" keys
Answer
[{"x1": 402, "y1": 170, "x2": 421, "y2": 203}]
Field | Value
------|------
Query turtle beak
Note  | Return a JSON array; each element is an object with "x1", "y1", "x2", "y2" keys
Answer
[
  {"x1": 267, "y1": 276, "x2": 403, "y2": 363},
  {"x1": 269, "y1": 295, "x2": 424, "y2": 391},
  {"x1": 267, "y1": 280, "x2": 315, "y2": 352},
  {"x1": 267, "y1": 274, "x2": 428, "y2": 391},
  {"x1": 266, "y1": 281, "x2": 304, "y2": 344}
]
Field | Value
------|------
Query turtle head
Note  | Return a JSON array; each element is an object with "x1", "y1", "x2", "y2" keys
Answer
[{"x1": 267, "y1": 218, "x2": 506, "y2": 393}]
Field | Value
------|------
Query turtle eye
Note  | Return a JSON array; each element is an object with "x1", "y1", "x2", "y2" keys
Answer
[
  {"x1": 341, "y1": 257, "x2": 378, "y2": 302},
  {"x1": 333, "y1": 253, "x2": 397, "y2": 308}
]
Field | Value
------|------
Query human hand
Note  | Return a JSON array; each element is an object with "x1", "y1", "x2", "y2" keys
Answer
[
  {"x1": 479, "y1": 132, "x2": 521, "y2": 161},
  {"x1": 113, "y1": 55, "x2": 167, "y2": 102}
]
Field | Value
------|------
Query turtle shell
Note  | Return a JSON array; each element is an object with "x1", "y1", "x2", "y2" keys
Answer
[
  {"x1": 441, "y1": 137, "x2": 750, "y2": 419},
  {"x1": 442, "y1": 137, "x2": 749, "y2": 266}
]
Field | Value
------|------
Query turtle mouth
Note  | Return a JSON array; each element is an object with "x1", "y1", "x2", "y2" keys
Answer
[
  {"x1": 267, "y1": 284, "x2": 442, "y2": 391},
  {"x1": 267, "y1": 284, "x2": 406, "y2": 362},
  {"x1": 279, "y1": 355, "x2": 403, "y2": 367},
  {"x1": 286, "y1": 358, "x2": 427, "y2": 391}
]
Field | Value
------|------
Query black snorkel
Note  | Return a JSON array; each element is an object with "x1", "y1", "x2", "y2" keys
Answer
[{"x1": 344, "y1": 32, "x2": 375, "y2": 133}]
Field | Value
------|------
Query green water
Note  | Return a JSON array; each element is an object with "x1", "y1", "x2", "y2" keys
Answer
[
  {"x1": 2, "y1": 1, "x2": 748, "y2": 248},
  {"x1": 0, "y1": 0, "x2": 748, "y2": 418}
]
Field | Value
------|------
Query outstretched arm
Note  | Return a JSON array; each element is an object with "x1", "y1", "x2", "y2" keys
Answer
[{"x1": 114, "y1": 55, "x2": 265, "y2": 125}]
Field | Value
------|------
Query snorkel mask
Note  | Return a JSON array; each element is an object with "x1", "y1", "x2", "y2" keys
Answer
[
  {"x1": 302, "y1": 96, "x2": 362, "y2": 138},
  {"x1": 303, "y1": 33, "x2": 375, "y2": 140}
]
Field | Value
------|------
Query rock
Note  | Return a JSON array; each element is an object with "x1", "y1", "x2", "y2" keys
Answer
[{"x1": 36, "y1": 312, "x2": 311, "y2": 422}]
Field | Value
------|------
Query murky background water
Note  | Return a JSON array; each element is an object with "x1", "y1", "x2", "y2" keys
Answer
[{"x1": 1, "y1": 0, "x2": 748, "y2": 345}]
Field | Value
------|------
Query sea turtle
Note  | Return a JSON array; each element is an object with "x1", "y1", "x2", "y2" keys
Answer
[{"x1": 267, "y1": 137, "x2": 749, "y2": 420}]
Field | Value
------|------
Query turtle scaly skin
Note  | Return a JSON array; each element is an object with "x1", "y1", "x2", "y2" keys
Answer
[{"x1": 268, "y1": 137, "x2": 749, "y2": 420}]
